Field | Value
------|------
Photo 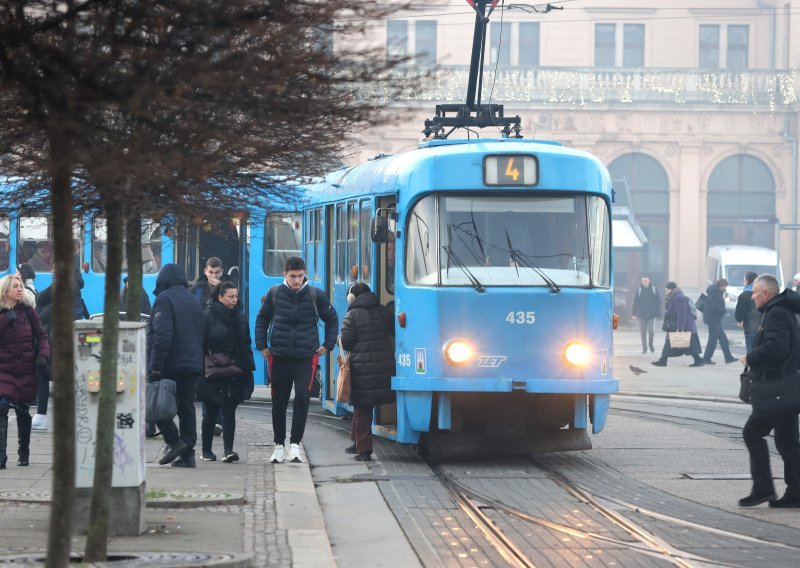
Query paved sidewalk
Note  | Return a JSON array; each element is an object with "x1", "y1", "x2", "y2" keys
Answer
[
  {"x1": 0, "y1": 406, "x2": 334, "y2": 567},
  {"x1": 614, "y1": 323, "x2": 748, "y2": 400}
]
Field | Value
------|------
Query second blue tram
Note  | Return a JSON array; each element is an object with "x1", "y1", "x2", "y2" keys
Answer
[{"x1": 304, "y1": 137, "x2": 619, "y2": 453}]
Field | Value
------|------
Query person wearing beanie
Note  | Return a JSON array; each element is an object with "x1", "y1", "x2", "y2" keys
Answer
[
  {"x1": 339, "y1": 282, "x2": 395, "y2": 461},
  {"x1": 652, "y1": 281, "x2": 704, "y2": 367}
]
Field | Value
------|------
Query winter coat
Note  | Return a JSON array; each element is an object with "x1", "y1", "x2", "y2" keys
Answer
[
  {"x1": 120, "y1": 285, "x2": 152, "y2": 316},
  {"x1": 632, "y1": 284, "x2": 661, "y2": 320},
  {"x1": 197, "y1": 299, "x2": 256, "y2": 405},
  {"x1": 734, "y1": 285, "x2": 762, "y2": 335},
  {"x1": 662, "y1": 289, "x2": 698, "y2": 334},
  {"x1": 189, "y1": 276, "x2": 215, "y2": 310},
  {"x1": 147, "y1": 264, "x2": 204, "y2": 377},
  {"x1": 36, "y1": 267, "x2": 90, "y2": 334},
  {"x1": 662, "y1": 289, "x2": 701, "y2": 356},
  {"x1": 254, "y1": 281, "x2": 338, "y2": 358},
  {"x1": 702, "y1": 284, "x2": 727, "y2": 325},
  {"x1": 746, "y1": 289, "x2": 800, "y2": 382},
  {"x1": 0, "y1": 303, "x2": 50, "y2": 404},
  {"x1": 339, "y1": 292, "x2": 396, "y2": 407}
]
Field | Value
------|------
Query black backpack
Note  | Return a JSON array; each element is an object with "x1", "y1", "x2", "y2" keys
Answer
[{"x1": 695, "y1": 293, "x2": 707, "y2": 313}]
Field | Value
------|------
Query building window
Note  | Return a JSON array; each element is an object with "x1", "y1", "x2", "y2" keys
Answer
[
  {"x1": 490, "y1": 21, "x2": 511, "y2": 65},
  {"x1": 699, "y1": 25, "x2": 720, "y2": 68},
  {"x1": 594, "y1": 23, "x2": 616, "y2": 67},
  {"x1": 415, "y1": 20, "x2": 437, "y2": 66},
  {"x1": 622, "y1": 24, "x2": 644, "y2": 68},
  {"x1": 518, "y1": 22, "x2": 540, "y2": 67},
  {"x1": 387, "y1": 19, "x2": 408, "y2": 61},
  {"x1": 727, "y1": 25, "x2": 748, "y2": 69}
]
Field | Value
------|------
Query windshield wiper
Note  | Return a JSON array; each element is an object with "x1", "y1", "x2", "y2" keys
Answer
[
  {"x1": 506, "y1": 231, "x2": 561, "y2": 293},
  {"x1": 442, "y1": 244, "x2": 485, "y2": 293}
]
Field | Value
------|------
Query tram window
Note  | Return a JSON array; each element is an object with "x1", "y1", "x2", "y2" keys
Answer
[
  {"x1": 406, "y1": 195, "x2": 607, "y2": 288},
  {"x1": 313, "y1": 208, "x2": 322, "y2": 281},
  {"x1": 304, "y1": 211, "x2": 314, "y2": 276},
  {"x1": 92, "y1": 217, "x2": 162, "y2": 274},
  {"x1": 347, "y1": 203, "x2": 358, "y2": 282},
  {"x1": 359, "y1": 201, "x2": 372, "y2": 281},
  {"x1": 175, "y1": 225, "x2": 199, "y2": 283},
  {"x1": 587, "y1": 196, "x2": 611, "y2": 288},
  {"x1": 0, "y1": 215, "x2": 9, "y2": 271},
  {"x1": 18, "y1": 215, "x2": 83, "y2": 273},
  {"x1": 335, "y1": 205, "x2": 345, "y2": 282},
  {"x1": 264, "y1": 212, "x2": 301, "y2": 276}
]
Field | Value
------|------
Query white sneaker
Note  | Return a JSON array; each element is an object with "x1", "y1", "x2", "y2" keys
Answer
[
  {"x1": 270, "y1": 444, "x2": 286, "y2": 463},
  {"x1": 287, "y1": 443, "x2": 302, "y2": 463},
  {"x1": 31, "y1": 414, "x2": 48, "y2": 431}
]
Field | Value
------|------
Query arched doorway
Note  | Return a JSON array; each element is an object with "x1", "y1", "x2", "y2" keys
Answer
[
  {"x1": 707, "y1": 154, "x2": 776, "y2": 248},
  {"x1": 609, "y1": 152, "x2": 670, "y2": 293}
]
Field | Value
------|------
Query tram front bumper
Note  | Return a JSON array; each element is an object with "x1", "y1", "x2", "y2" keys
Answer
[{"x1": 392, "y1": 376, "x2": 619, "y2": 394}]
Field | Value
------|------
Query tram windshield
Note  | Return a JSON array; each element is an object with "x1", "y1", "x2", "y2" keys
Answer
[{"x1": 406, "y1": 194, "x2": 611, "y2": 288}]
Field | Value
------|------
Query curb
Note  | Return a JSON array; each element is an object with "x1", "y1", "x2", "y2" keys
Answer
[
  {"x1": 0, "y1": 490, "x2": 244, "y2": 508},
  {"x1": 617, "y1": 390, "x2": 744, "y2": 404},
  {"x1": 0, "y1": 551, "x2": 252, "y2": 567}
]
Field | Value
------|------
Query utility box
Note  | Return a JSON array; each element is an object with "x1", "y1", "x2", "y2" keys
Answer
[{"x1": 72, "y1": 320, "x2": 147, "y2": 536}]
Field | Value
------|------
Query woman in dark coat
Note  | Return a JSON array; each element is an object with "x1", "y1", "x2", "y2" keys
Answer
[
  {"x1": 652, "y1": 281, "x2": 703, "y2": 367},
  {"x1": 339, "y1": 283, "x2": 395, "y2": 461},
  {"x1": 197, "y1": 281, "x2": 255, "y2": 463},
  {"x1": 0, "y1": 275, "x2": 50, "y2": 468}
]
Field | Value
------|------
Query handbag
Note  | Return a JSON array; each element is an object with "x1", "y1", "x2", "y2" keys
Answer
[
  {"x1": 668, "y1": 331, "x2": 691, "y2": 349},
  {"x1": 204, "y1": 352, "x2": 244, "y2": 380},
  {"x1": 750, "y1": 371, "x2": 800, "y2": 415},
  {"x1": 739, "y1": 366, "x2": 755, "y2": 403},
  {"x1": 336, "y1": 337, "x2": 351, "y2": 403},
  {"x1": 146, "y1": 378, "x2": 177, "y2": 423}
]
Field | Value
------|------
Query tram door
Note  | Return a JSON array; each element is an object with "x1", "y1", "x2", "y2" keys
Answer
[
  {"x1": 373, "y1": 196, "x2": 397, "y2": 432},
  {"x1": 175, "y1": 218, "x2": 247, "y2": 303},
  {"x1": 325, "y1": 205, "x2": 336, "y2": 406}
]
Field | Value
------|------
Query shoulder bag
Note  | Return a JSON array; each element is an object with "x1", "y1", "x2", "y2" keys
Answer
[
  {"x1": 205, "y1": 352, "x2": 244, "y2": 380},
  {"x1": 739, "y1": 366, "x2": 756, "y2": 403},
  {"x1": 335, "y1": 336, "x2": 351, "y2": 403},
  {"x1": 146, "y1": 378, "x2": 177, "y2": 423},
  {"x1": 668, "y1": 331, "x2": 691, "y2": 349}
]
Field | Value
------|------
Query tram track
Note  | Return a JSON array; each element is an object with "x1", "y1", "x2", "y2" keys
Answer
[{"x1": 238, "y1": 400, "x2": 797, "y2": 567}]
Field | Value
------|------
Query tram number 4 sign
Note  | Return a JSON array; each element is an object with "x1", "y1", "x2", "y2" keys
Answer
[{"x1": 484, "y1": 155, "x2": 538, "y2": 186}]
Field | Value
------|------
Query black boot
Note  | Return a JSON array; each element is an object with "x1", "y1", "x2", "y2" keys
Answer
[
  {"x1": 17, "y1": 409, "x2": 31, "y2": 466},
  {"x1": 0, "y1": 404, "x2": 9, "y2": 469}
]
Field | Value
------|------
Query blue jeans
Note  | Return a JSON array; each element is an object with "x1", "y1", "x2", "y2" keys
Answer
[{"x1": 744, "y1": 332, "x2": 756, "y2": 354}]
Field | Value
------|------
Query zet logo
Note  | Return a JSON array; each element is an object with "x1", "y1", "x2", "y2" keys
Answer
[{"x1": 477, "y1": 355, "x2": 507, "y2": 368}]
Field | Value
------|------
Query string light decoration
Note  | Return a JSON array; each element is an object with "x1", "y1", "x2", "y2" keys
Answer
[{"x1": 366, "y1": 67, "x2": 798, "y2": 110}]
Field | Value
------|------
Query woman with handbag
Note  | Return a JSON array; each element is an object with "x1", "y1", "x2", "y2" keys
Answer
[
  {"x1": 652, "y1": 281, "x2": 704, "y2": 367},
  {"x1": 339, "y1": 283, "x2": 395, "y2": 461},
  {"x1": 198, "y1": 281, "x2": 255, "y2": 463},
  {"x1": 0, "y1": 275, "x2": 50, "y2": 468}
]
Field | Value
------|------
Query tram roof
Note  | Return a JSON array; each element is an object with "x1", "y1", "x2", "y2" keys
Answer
[{"x1": 303, "y1": 137, "x2": 611, "y2": 205}]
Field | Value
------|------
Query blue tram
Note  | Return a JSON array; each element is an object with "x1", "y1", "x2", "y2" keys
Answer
[
  {"x1": 0, "y1": 199, "x2": 300, "y2": 387},
  {"x1": 303, "y1": 138, "x2": 619, "y2": 453}
]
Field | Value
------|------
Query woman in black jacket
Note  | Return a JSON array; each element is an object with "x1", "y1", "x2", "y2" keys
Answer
[
  {"x1": 198, "y1": 281, "x2": 255, "y2": 463},
  {"x1": 339, "y1": 283, "x2": 395, "y2": 461}
]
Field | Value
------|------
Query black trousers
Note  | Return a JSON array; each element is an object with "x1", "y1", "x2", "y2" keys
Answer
[
  {"x1": 35, "y1": 368, "x2": 49, "y2": 415},
  {"x1": 268, "y1": 355, "x2": 318, "y2": 445},
  {"x1": 202, "y1": 396, "x2": 239, "y2": 454},
  {"x1": 703, "y1": 322, "x2": 732, "y2": 361},
  {"x1": 156, "y1": 373, "x2": 200, "y2": 453},
  {"x1": 743, "y1": 410, "x2": 800, "y2": 497},
  {"x1": 0, "y1": 402, "x2": 31, "y2": 460}
]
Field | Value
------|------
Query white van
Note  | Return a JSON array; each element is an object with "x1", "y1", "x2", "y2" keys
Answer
[{"x1": 705, "y1": 245, "x2": 785, "y2": 320}]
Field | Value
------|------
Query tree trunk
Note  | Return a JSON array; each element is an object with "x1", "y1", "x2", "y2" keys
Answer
[
  {"x1": 45, "y1": 132, "x2": 76, "y2": 568},
  {"x1": 125, "y1": 216, "x2": 143, "y2": 322},
  {"x1": 83, "y1": 203, "x2": 123, "y2": 561}
]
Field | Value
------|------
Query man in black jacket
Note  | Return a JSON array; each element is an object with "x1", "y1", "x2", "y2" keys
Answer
[
  {"x1": 735, "y1": 271, "x2": 761, "y2": 354},
  {"x1": 739, "y1": 275, "x2": 800, "y2": 508},
  {"x1": 702, "y1": 278, "x2": 736, "y2": 364},
  {"x1": 255, "y1": 257, "x2": 338, "y2": 464},
  {"x1": 148, "y1": 264, "x2": 205, "y2": 467},
  {"x1": 631, "y1": 275, "x2": 661, "y2": 353},
  {"x1": 188, "y1": 256, "x2": 223, "y2": 309}
]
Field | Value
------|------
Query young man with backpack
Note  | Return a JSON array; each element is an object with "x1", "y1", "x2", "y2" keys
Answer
[{"x1": 255, "y1": 257, "x2": 338, "y2": 464}]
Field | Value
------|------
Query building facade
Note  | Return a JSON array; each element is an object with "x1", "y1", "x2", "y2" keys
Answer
[{"x1": 345, "y1": 0, "x2": 800, "y2": 315}]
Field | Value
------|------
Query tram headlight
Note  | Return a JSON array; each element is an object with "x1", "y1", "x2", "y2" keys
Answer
[
  {"x1": 564, "y1": 342, "x2": 591, "y2": 366},
  {"x1": 444, "y1": 340, "x2": 473, "y2": 365}
]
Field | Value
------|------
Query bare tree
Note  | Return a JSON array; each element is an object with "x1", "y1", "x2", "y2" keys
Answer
[{"x1": 2, "y1": 1, "x2": 405, "y2": 564}]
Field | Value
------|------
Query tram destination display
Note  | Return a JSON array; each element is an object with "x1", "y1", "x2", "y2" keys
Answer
[{"x1": 483, "y1": 155, "x2": 538, "y2": 186}]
